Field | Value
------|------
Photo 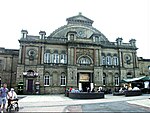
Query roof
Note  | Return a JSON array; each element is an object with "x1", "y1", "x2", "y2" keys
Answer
[{"x1": 66, "y1": 12, "x2": 94, "y2": 26}]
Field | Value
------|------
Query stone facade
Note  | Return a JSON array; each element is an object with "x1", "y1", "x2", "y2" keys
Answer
[
  {"x1": 138, "y1": 57, "x2": 150, "y2": 76},
  {"x1": 0, "y1": 47, "x2": 19, "y2": 88},
  {"x1": 7, "y1": 13, "x2": 149, "y2": 94}
]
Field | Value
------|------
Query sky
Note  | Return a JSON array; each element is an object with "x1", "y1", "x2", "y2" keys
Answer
[{"x1": 0, "y1": 0, "x2": 149, "y2": 59}]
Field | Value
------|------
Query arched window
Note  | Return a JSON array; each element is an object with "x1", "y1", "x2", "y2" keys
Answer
[
  {"x1": 44, "y1": 50, "x2": 50, "y2": 63},
  {"x1": 78, "y1": 57, "x2": 91, "y2": 65},
  {"x1": 70, "y1": 34, "x2": 74, "y2": 40},
  {"x1": 113, "y1": 56, "x2": 118, "y2": 66},
  {"x1": 106, "y1": 55, "x2": 112, "y2": 65},
  {"x1": 52, "y1": 50, "x2": 59, "y2": 63},
  {"x1": 44, "y1": 73, "x2": 50, "y2": 86},
  {"x1": 101, "y1": 55, "x2": 106, "y2": 65},
  {"x1": 103, "y1": 73, "x2": 106, "y2": 86},
  {"x1": 60, "y1": 51, "x2": 67, "y2": 64},
  {"x1": 115, "y1": 73, "x2": 119, "y2": 86},
  {"x1": 60, "y1": 73, "x2": 66, "y2": 86},
  {"x1": 95, "y1": 36, "x2": 99, "y2": 42}
]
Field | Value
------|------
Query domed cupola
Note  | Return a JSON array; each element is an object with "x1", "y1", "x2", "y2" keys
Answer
[
  {"x1": 66, "y1": 12, "x2": 94, "y2": 26},
  {"x1": 49, "y1": 13, "x2": 109, "y2": 42}
]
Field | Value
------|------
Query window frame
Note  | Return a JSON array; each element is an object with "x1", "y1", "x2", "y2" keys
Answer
[
  {"x1": 101, "y1": 55, "x2": 106, "y2": 65},
  {"x1": 78, "y1": 57, "x2": 91, "y2": 65},
  {"x1": 106, "y1": 55, "x2": 112, "y2": 65},
  {"x1": 44, "y1": 75, "x2": 50, "y2": 86},
  {"x1": 113, "y1": 56, "x2": 119, "y2": 66},
  {"x1": 44, "y1": 53, "x2": 51, "y2": 63},
  {"x1": 60, "y1": 73, "x2": 66, "y2": 86},
  {"x1": 52, "y1": 53, "x2": 59, "y2": 64},
  {"x1": 60, "y1": 54, "x2": 67, "y2": 64},
  {"x1": 115, "y1": 75, "x2": 119, "y2": 86}
]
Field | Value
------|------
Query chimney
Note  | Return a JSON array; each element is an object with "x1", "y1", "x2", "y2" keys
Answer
[
  {"x1": 21, "y1": 30, "x2": 28, "y2": 38},
  {"x1": 39, "y1": 31, "x2": 46, "y2": 39},
  {"x1": 116, "y1": 37, "x2": 123, "y2": 45},
  {"x1": 129, "y1": 39, "x2": 136, "y2": 47}
]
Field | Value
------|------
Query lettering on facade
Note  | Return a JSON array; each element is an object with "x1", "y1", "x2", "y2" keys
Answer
[{"x1": 79, "y1": 74, "x2": 89, "y2": 82}]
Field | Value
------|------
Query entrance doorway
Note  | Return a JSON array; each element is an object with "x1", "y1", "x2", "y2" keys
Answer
[
  {"x1": 27, "y1": 79, "x2": 33, "y2": 93},
  {"x1": 82, "y1": 82, "x2": 90, "y2": 92}
]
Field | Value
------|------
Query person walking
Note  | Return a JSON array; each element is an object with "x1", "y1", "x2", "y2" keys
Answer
[{"x1": 0, "y1": 83, "x2": 10, "y2": 111}]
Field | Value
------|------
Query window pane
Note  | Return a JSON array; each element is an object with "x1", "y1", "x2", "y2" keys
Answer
[
  {"x1": 79, "y1": 57, "x2": 91, "y2": 65},
  {"x1": 60, "y1": 74, "x2": 66, "y2": 86},
  {"x1": 115, "y1": 76, "x2": 119, "y2": 86},
  {"x1": 44, "y1": 75, "x2": 50, "y2": 86}
]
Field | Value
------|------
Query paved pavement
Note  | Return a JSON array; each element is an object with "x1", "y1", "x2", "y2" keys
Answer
[{"x1": 3, "y1": 94, "x2": 150, "y2": 112}]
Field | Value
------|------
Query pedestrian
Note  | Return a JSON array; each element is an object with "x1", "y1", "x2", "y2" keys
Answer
[
  {"x1": 69, "y1": 87, "x2": 73, "y2": 92},
  {"x1": 87, "y1": 87, "x2": 90, "y2": 93},
  {"x1": 0, "y1": 83, "x2": 10, "y2": 111},
  {"x1": 7, "y1": 88, "x2": 18, "y2": 109}
]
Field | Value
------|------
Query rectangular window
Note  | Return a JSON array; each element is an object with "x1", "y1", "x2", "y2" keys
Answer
[
  {"x1": 47, "y1": 53, "x2": 50, "y2": 63},
  {"x1": 102, "y1": 56, "x2": 105, "y2": 65},
  {"x1": 64, "y1": 54, "x2": 67, "y2": 64},
  {"x1": 53, "y1": 54, "x2": 59, "y2": 63},
  {"x1": 115, "y1": 77, "x2": 119, "y2": 86},
  {"x1": 113, "y1": 57, "x2": 118, "y2": 66},
  {"x1": 60, "y1": 54, "x2": 65, "y2": 64},
  {"x1": 56, "y1": 54, "x2": 59, "y2": 63},
  {"x1": 44, "y1": 53, "x2": 50, "y2": 63},
  {"x1": 95, "y1": 37, "x2": 99, "y2": 42},
  {"x1": 44, "y1": 76, "x2": 50, "y2": 86},
  {"x1": 106, "y1": 56, "x2": 112, "y2": 65}
]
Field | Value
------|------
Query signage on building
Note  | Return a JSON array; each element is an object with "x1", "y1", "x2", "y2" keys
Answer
[{"x1": 79, "y1": 74, "x2": 89, "y2": 82}]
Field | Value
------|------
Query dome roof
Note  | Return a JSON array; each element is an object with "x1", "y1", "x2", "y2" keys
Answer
[{"x1": 49, "y1": 13, "x2": 109, "y2": 42}]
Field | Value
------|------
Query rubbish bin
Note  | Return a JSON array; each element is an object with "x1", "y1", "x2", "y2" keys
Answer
[
  {"x1": 35, "y1": 81, "x2": 40, "y2": 94},
  {"x1": 17, "y1": 82, "x2": 24, "y2": 95}
]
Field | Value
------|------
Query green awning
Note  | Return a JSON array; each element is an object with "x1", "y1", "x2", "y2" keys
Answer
[
  {"x1": 121, "y1": 76, "x2": 146, "y2": 83},
  {"x1": 141, "y1": 76, "x2": 150, "y2": 81}
]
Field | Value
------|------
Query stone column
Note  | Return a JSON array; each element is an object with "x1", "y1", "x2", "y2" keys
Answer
[
  {"x1": 67, "y1": 48, "x2": 71, "y2": 65},
  {"x1": 41, "y1": 46, "x2": 44, "y2": 64},
  {"x1": 95, "y1": 49, "x2": 99, "y2": 66},
  {"x1": 74, "y1": 47, "x2": 76, "y2": 65},
  {"x1": 93, "y1": 49, "x2": 96, "y2": 65},
  {"x1": 38, "y1": 46, "x2": 42, "y2": 64},
  {"x1": 18, "y1": 45, "x2": 22, "y2": 64},
  {"x1": 70, "y1": 48, "x2": 74, "y2": 65},
  {"x1": 22, "y1": 45, "x2": 26, "y2": 64}
]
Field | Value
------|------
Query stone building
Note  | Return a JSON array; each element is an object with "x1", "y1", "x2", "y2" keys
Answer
[
  {"x1": 0, "y1": 47, "x2": 19, "y2": 88},
  {"x1": 138, "y1": 57, "x2": 150, "y2": 76},
  {"x1": 16, "y1": 13, "x2": 150, "y2": 94}
]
